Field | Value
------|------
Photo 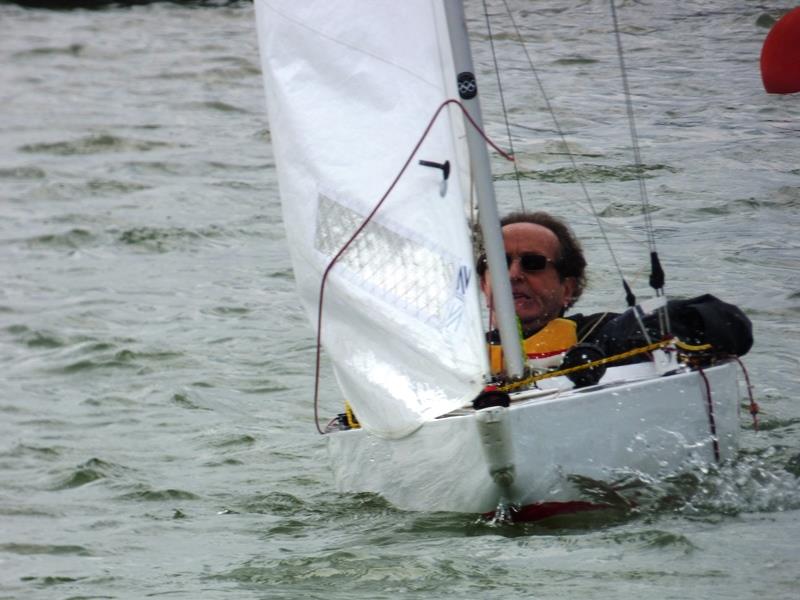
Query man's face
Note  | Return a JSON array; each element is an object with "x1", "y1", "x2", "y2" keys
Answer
[{"x1": 481, "y1": 222, "x2": 575, "y2": 334}]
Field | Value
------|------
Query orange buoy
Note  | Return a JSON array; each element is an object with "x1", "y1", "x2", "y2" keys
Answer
[{"x1": 760, "y1": 7, "x2": 800, "y2": 94}]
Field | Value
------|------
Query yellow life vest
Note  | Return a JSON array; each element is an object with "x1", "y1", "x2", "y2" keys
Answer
[{"x1": 488, "y1": 317, "x2": 577, "y2": 374}]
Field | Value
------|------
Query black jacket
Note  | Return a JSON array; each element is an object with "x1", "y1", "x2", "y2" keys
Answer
[{"x1": 567, "y1": 294, "x2": 753, "y2": 358}]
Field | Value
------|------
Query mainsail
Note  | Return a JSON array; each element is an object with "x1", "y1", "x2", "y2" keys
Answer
[{"x1": 254, "y1": 0, "x2": 489, "y2": 438}]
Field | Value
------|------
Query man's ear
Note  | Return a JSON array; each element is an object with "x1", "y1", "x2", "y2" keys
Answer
[{"x1": 562, "y1": 276, "x2": 576, "y2": 308}]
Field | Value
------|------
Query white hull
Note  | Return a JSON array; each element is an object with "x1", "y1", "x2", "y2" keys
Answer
[{"x1": 327, "y1": 361, "x2": 741, "y2": 518}]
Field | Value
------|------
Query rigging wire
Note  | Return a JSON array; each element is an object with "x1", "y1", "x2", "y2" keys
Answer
[
  {"x1": 482, "y1": 0, "x2": 525, "y2": 212},
  {"x1": 496, "y1": 0, "x2": 636, "y2": 307},
  {"x1": 312, "y1": 99, "x2": 514, "y2": 434},
  {"x1": 609, "y1": 0, "x2": 658, "y2": 260},
  {"x1": 609, "y1": 0, "x2": 670, "y2": 334}
]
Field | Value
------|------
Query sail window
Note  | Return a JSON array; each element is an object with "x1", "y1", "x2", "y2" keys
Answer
[{"x1": 315, "y1": 192, "x2": 469, "y2": 332}]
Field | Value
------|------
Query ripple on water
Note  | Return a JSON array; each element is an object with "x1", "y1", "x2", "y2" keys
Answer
[
  {"x1": 116, "y1": 225, "x2": 225, "y2": 252},
  {"x1": 24, "y1": 228, "x2": 96, "y2": 250},
  {"x1": 116, "y1": 487, "x2": 201, "y2": 502},
  {"x1": 0, "y1": 166, "x2": 46, "y2": 179},
  {"x1": 605, "y1": 529, "x2": 697, "y2": 554},
  {"x1": 16, "y1": 333, "x2": 182, "y2": 375},
  {"x1": 86, "y1": 178, "x2": 151, "y2": 194},
  {"x1": 170, "y1": 392, "x2": 210, "y2": 411},
  {"x1": 2, "y1": 443, "x2": 62, "y2": 460},
  {"x1": 503, "y1": 162, "x2": 675, "y2": 183},
  {"x1": 12, "y1": 42, "x2": 85, "y2": 58},
  {"x1": 697, "y1": 190, "x2": 800, "y2": 215},
  {"x1": 208, "y1": 433, "x2": 256, "y2": 448},
  {"x1": 236, "y1": 379, "x2": 291, "y2": 395},
  {"x1": 52, "y1": 457, "x2": 128, "y2": 490},
  {"x1": 234, "y1": 491, "x2": 306, "y2": 517},
  {"x1": 598, "y1": 201, "x2": 663, "y2": 218},
  {"x1": 216, "y1": 551, "x2": 484, "y2": 593},
  {"x1": 228, "y1": 491, "x2": 393, "y2": 522},
  {"x1": 57, "y1": 348, "x2": 183, "y2": 375},
  {"x1": 0, "y1": 543, "x2": 92, "y2": 556},
  {"x1": 553, "y1": 55, "x2": 601, "y2": 65},
  {"x1": 19, "y1": 133, "x2": 178, "y2": 156},
  {"x1": 183, "y1": 100, "x2": 251, "y2": 113},
  {"x1": 5, "y1": 325, "x2": 66, "y2": 349}
]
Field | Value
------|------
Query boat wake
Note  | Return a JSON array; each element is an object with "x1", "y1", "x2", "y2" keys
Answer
[
  {"x1": 476, "y1": 448, "x2": 800, "y2": 531},
  {"x1": 573, "y1": 451, "x2": 800, "y2": 519}
]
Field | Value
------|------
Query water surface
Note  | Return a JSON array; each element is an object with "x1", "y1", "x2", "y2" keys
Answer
[{"x1": 1, "y1": 1, "x2": 799, "y2": 598}]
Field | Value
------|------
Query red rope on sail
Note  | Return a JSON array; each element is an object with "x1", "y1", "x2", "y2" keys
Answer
[
  {"x1": 697, "y1": 367, "x2": 721, "y2": 463},
  {"x1": 312, "y1": 99, "x2": 514, "y2": 433}
]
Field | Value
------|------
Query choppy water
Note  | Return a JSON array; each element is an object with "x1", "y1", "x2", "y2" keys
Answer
[{"x1": 1, "y1": 1, "x2": 799, "y2": 598}]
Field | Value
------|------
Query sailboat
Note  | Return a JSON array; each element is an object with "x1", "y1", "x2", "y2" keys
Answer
[{"x1": 253, "y1": 1, "x2": 751, "y2": 521}]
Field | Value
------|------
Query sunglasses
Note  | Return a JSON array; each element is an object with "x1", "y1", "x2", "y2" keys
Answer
[
  {"x1": 478, "y1": 252, "x2": 556, "y2": 274},
  {"x1": 506, "y1": 252, "x2": 555, "y2": 273}
]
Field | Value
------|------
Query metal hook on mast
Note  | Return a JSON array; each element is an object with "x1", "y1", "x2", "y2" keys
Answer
[{"x1": 419, "y1": 159, "x2": 451, "y2": 196}]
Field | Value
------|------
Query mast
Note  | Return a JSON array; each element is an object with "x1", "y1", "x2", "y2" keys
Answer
[{"x1": 443, "y1": 1, "x2": 524, "y2": 378}]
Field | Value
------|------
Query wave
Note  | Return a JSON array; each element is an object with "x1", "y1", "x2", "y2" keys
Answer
[{"x1": 20, "y1": 133, "x2": 176, "y2": 156}]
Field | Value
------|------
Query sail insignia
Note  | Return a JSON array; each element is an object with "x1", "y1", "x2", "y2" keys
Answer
[{"x1": 457, "y1": 71, "x2": 478, "y2": 99}]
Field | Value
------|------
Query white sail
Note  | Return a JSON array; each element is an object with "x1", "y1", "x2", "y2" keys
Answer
[{"x1": 254, "y1": 0, "x2": 489, "y2": 438}]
